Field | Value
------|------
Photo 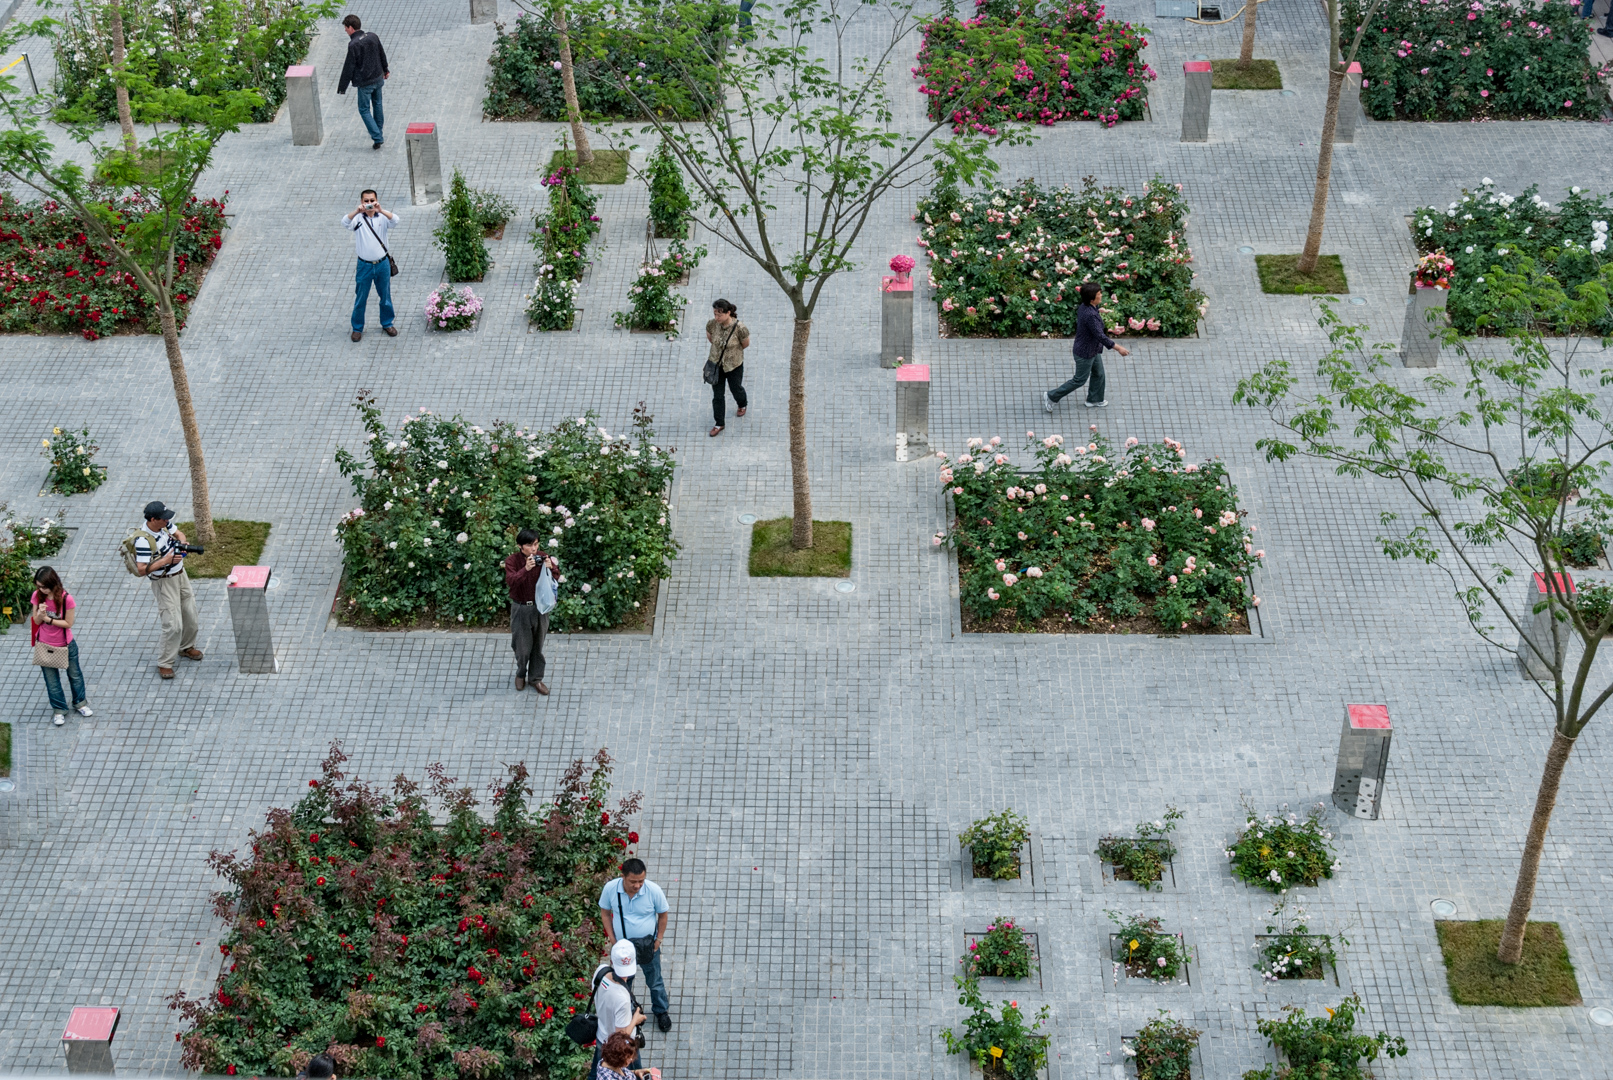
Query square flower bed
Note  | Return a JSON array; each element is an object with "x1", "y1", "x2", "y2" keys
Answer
[
  {"x1": 914, "y1": 0, "x2": 1154, "y2": 132},
  {"x1": 1345, "y1": 0, "x2": 1610, "y2": 122},
  {"x1": 1225, "y1": 802, "x2": 1339, "y2": 892},
  {"x1": 333, "y1": 397, "x2": 676, "y2": 631},
  {"x1": 1108, "y1": 911, "x2": 1192, "y2": 983},
  {"x1": 915, "y1": 177, "x2": 1204, "y2": 339},
  {"x1": 1096, "y1": 806, "x2": 1181, "y2": 890},
  {"x1": 170, "y1": 745, "x2": 642, "y2": 1080},
  {"x1": 425, "y1": 284, "x2": 482, "y2": 332},
  {"x1": 1410, "y1": 180, "x2": 1613, "y2": 336},
  {"x1": 1254, "y1": 899, "x2": 1342, "y2": 983},
  {"x1": 939, "y1": 433, "x2": 1262, "y2": 634},
  {"x1": 962, "y1": 919, "x2": 1038, "y2": 980}
]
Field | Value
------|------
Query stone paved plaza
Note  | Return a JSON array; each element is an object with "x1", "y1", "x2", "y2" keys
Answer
[{"x1": 2, "y1": 0, "x2": 1613, "y2": 1075}]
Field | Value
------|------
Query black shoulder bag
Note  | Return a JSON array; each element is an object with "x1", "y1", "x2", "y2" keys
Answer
[
  {"x1": 704, "y1": 323, "x2": 736, "y2": 386},
  {"x1": 616, "y1": 887, "x2": 658, "y2": 966},
  {"x1": 360, "y1": 213, "x2": 401, "y2": 277},
  {"x1": 564, "y1": 965, "x2": 614, "y2": 1045}
]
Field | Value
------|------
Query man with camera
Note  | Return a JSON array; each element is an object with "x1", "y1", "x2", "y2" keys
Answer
[
  {"x1": 342, "y1": 188, "x2": 400, "y2": 342},
  {"x1": 504, "y1": 529, "x2": 558, "y2": 694},
  {"x1": 133, "y1": 501, "x2": 202, "y2": 681}
]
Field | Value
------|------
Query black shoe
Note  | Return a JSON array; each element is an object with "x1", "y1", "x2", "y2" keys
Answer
[
  {"x1": 1599, "y1": 27, "x2": 1613, "y2": 36},
  {"x1": 655, "y1": 1013, "x2": 671, "y2": 1032},
  {"x1": 373, "y1": 140, "x2": 384, "y2": 149}
]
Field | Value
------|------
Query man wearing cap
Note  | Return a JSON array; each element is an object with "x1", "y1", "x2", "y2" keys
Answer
[
  {"x1": 599, "y1": 857, "x2": 672, "y2": 1032},
  {"x1": 591, "y1": 940, "x2": 646, "y2": 1079},
  {"x1": 133, "y1": 501, "x2": 201, "y2": 680}
]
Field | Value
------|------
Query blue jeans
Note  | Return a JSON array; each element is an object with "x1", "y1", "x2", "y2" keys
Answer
[
  {"x1": 356, "y1": 79, "x2": 385, "y2": 143},
  {"x1": 626, "y1": 948, "x2": 670, "y2": 1016},
  {"x1": 353, "y1": 258, "x2": 394, "y2": 331},
  {"x1": 1048, "y1": 352, "x2": 1106, "y2": 405},
  {"x1": 40, "y1": 640, "x2": 87, "y2": 713}
]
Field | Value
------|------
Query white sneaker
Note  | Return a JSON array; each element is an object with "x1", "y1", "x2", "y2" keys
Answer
[
  {"x1": 76, "y1": 704, "x2": 94, "y2": 717},
  {"x1": 52, "y1": 713, "x2": 65, "y2": 726},
  {"x1": 1042, "y1": 392, "x2": 1056, "y2": 413},
  {"x1": 1084, "y1": 400, "x2": 1109, "y2": 408}
]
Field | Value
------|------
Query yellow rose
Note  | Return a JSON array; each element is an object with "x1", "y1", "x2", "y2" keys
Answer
[
  {"x1": 52, "y1": 427, "x2": 62, "y2": 435},
  {"x1": 82, "y1": 467, "x2": 91, "y2": 475},
  {"x1": 41, "y1": 439, "x2": 50, "y2": 447}
]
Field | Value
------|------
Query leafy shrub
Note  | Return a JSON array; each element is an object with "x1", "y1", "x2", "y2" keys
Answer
[
  {"x1": 0, "y1": 189, "x2": 226, "y2": 339},
  {"x1": 41, "y1": 426, "x2": 106, "y2": 493},
  {"x1": 6, "y1": 511, "x2": 69, "y2": 559},
  {"x1": 169, "y1": 743, "x2": 642, "y2": 1080},
  {"x1": 612, "y1": 253, "x2": 690, "y2": 331},
  {"x1": 333, "y1": 396, "x2": 677, "y2": 631},
  {"x1": 0, "y1": 508, "x2": 35, "y2": 629},
  {"x1": 1241, "y1": 995, "x2": 1407, "y2": 1080},
  {"x1": 435, "y1": 170, "x2": 492, "y2": 282},
  {"x1": 1347, "y1": 0, "x2": 1610, "y2": 122},
  {"x1": 524, "y1": 267, "x2": 578, "y2": 330},
  {"x1": 424, "y1": 284, "x2": 482, "y2": 332},
  {"x1": 915, "y1": 0, "x2": 1154, "y2": 132},
  {"x1": 939, "y1": 976, "x2": 1050, "y2": 1080},
  {"x1": 1256, "y1": 899, "x2": 1342, "y2": 982},
  {"x1": 1124, "y1": 1011, "x2": 1201, "y2": 1080},
  {"x1": 916, "y1": 176, "x2": 1204, "y2": 339},
  {"x1": 1560, "y1": 524, "x2": 1605, "y2": 569},
  {"x1": 531, "y1": 162, "x2": 600, "y2": 282},
  {"x1": 50, "y1": 0, "x2": 326, "y2": 124},
  {"x1": 1578, "y1": 579, "x2": 1613, "y2": 629},
  {"x1": 647, "y1": 140, "x2": 693, "y2": 238},
  {"x1": 958, "y1": 809, "x2": 1030, "y2": 880},
  {"x1": 468, "y1": 188, "x2": 519, "y2": 233},
  {"x1": 1409, "y1": 181, "x2": 1613, "y2": 335},
  {"x1": 482, "y1": 9, "x2": 721, "y2": 120},
  {"x1": 961, "y1": 919, "x2": 1035, "y2": 980},
  {"x1": 1109, "y1": 911, "x2": 1192, "y2": 981},
  {"x1": 1225, "y1": 802, "x2": 1338, "y2": 892},
  {"x1": 1095, "y1": 805, "x2": 1181, "y2": 890},
  {"x1": 941, "y1": 433, "x2": 1260, "y2": 631}
]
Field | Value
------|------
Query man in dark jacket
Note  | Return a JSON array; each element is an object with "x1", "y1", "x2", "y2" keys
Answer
[
  {"x1": 1044, "y1": 282, "x2": 1130, "y2": 411},
  {"x1": 505, "y1": 529, "x2": 559, "y2": 695},
  {"x1": 337, "y1": 14, "x2": 390, "y2": 149}
]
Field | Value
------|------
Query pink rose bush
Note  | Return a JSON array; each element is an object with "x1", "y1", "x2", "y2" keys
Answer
[{"x1": 424, "y1": 284, "x2": 482, "y2": 332}]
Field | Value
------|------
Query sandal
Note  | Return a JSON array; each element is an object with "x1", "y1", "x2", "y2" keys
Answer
[{"x1": 709, "y1": 426, "x2": 724, "y2": 437}]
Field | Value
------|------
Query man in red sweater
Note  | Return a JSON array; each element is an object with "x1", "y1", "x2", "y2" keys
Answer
[{"x1": 505, "y1": 528, "x2": 559, "y2": 694}]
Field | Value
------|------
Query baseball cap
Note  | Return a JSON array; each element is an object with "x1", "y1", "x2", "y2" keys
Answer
[
  {"x1": 143, "y1": 501, "x2": 175, "y2": 521},
  {"x1": 609, "y1": 938, "x2": 638, "y2": 978}
]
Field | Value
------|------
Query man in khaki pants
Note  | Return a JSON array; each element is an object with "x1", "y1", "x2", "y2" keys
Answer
[{"x1": 133, "y1": 501, "x2": 202, "y2": 679}]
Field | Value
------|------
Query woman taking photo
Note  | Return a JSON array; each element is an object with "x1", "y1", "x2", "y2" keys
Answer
[{"x1": 31, "y1": 566, "x2": 91, "y2": 727}]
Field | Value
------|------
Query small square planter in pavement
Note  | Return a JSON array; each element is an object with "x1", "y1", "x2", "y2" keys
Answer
[
  {"x1": 954, "y1": 1028, "x2": 1059, "y2": 1080},
  {"x1": 963, "y1": 836, "x2": 1044, "y2": 893},
  {"x1": 953, "y1": 922, "x2": 1051, "y2": 991},
  {"x1": 1112, "y1": 1027, "x2": 1206, "y2": 1080},
  {"x1": 1249, "y1": 934, "x2": 1350, "y2": 996},
  {"x1": 1096, "y1": 838, "x2": 1180, "y2": 892},
  {"x1": 1105, "y1": 932, "x2": 1195, "y2": 993}
]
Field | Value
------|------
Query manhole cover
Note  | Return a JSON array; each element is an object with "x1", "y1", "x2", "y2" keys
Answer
[
  {"x1": 266, "y1": 573, "x2": 284, "y2": 590},
  {"x1": 1350, "y1": 297, "x2": 1367, "y2": 305},
  {"x1": 1430, "y1": 898, "x2": 1457, "y2": 918},
  {"x1": 1591, "y1": 1007, "x2": 1613, "y2": 1027},
  {"x1": 1192, "y1": 53, "x2": 1208, "y2": 60},
  {"x1": 0, "y1": 780, "x2": 14, "y2": 792},
  {"x1": 1280, "y1": 89, "x2": 1296, "y2": 97},
  {"x1": 738, "y1": 514, "x2": 757, "y2": 525},
  {"x1": 1238, "y1": 245, "x2": 1255, "y2": 254},
  {"x1": 834, "y1": 581, "x2": 856, "y2": 594}
]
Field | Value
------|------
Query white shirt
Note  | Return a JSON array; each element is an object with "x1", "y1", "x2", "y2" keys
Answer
[
  {"x1": 344, "y1": 209, "x2": 400, "y2": 261},
  {"x1": 594, "y1": 967, "x2": 634, "y2": 1045}
]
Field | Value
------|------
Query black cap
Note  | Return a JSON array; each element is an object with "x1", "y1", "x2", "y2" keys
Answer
[{"x1": 143, "y1": 501, "x2": 175, "y2": 521}]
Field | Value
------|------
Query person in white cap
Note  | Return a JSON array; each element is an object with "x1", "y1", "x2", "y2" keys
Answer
[{"x1": 591, "y1": 939, "x2": 645, "y2": 1079}]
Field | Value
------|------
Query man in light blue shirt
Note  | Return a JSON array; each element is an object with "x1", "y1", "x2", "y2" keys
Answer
[
  {"x1": 599, "y1": 857, "x2": 672, "y2": 1031},
  {"x1": 342, "y1": 189, "x2": 400, "y2": 341}
]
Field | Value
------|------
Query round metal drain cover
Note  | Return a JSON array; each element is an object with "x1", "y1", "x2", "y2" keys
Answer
[
  {"x1": 1350, "y1": 297, "x2": 1367, "y2": 305},
  {"x1": 1280, "y1": 89, "x2": 1296, "y2": 97},
  {"x1": 738, "y1": 514, "x2": 757, "y2": 525},
  {"x1": 1238, "y1": 245, "x2": 1255, "y2": 254},
  {"x1": 0, "y1": 779, "x2": 14, "y2": 792},
  {"x1": 1430, "y1": 898, "x2": 1457, "y2": 918},
  {"x1": 1192, "y1": 53, "x2": 1209, "y2": 60},
  {"x1": 1591, "y1": 1007, "x2": 1613, "y2": 1027},
  {"x1": 266, "y1": 573, "x2": 284, "y2": 590},
  {"x1": 834, "y1": 581, "x2": 856, "y2": 594}
]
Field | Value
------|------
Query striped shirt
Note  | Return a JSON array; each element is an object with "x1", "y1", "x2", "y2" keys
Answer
[{"x1": 134, "y1": 525, "x2": 184, "y2": 578}]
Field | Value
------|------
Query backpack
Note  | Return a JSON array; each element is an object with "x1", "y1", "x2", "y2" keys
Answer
[
  {"x1": 564, "y1": 966, "x2": 616, "y2": 1045},
  {"x1": 120, "y1": 526, "x2": 161, "y2": 575}
]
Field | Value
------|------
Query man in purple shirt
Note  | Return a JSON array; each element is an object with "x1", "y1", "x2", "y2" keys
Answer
[{"x1": 1044, "y1": 282, "x2": 1130, "y2": 411}]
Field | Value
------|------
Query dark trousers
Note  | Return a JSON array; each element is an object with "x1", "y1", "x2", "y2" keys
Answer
[
  {"x1": 625, "y1": 948, "x2": 670, "y2": 1015},
  {"x1": 510, "y1": 602, "x2": 548, "y2": 681},
  {"x1": 712, "y1": 363, "x2": 747, "y2": 426},
  {"x1": 1048, "y1": 352, "x2": 1106, "y2": 404}
]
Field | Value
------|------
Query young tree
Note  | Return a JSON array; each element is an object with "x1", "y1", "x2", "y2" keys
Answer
[
  {"x1": 508, "y1": 0, "x2": 594, "y2": 164},
  {"x1": 108, "y1": 0, "x2": 136, "y2": 151},
  {"x1": 1237, "y1": 0, "x2": 1259, "y2": 69},
  {"x1": 0, "y1": 22, "x2": 263, "y2": 544},
  {"x1": 1234, "y1": 265, "x2": 1613, "y2": 965},
  {"x1": 588, "y1": 0, "x2": 1011, "y2": 548}
]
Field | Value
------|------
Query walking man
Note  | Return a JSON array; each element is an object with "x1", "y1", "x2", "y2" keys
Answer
[
  {"x1": 705, "y1": 298, "x2": 749, "y2": 437},
  {"x1": 600, "y1": 857, "x2": 672, "y2": 1032},
  {"x1": 1043, "y1": 282, "x2": 1129, "y2": 412},
  {"x1": 343, "y1": 189, "x2": 399, "y2": 341},
  {"x1": 336, "y1": 14, "x2": 390, "y2": 148},
  {"x1": 132, "y1": 501, "x2": 201, "y2": 680},
  {"x1": 505, "y1": 528, "x2": 557, "y2": 694}
]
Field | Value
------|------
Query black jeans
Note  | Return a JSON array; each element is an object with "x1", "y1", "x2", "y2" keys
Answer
[
  {"x1": 510, "y1": 602, "x2": 548, "y2": 681},
  {"x1": 1047, "y1": 352, "x2": 1106, "y2": 405},
  {"x1": 712, "y1": 363, "x2": 747, "y2": 426}
]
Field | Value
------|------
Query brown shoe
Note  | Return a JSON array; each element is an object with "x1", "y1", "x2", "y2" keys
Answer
[
  {"x1": 708, "y1": 426, "x2": 723, "y2": 437},
  {"x1": 737, "y1": 407, "x2": 747, "y2": 417},
  {"x1": 158, "y1": 666, "x2": 175, "y2": 680},
  {"x1": 180, "y1": 647, "x2": 203, "y2": 661},
  {"x1": 515, "y1": 676, "x2": 526, "y2": 691},
  {"x1": 535, "y1": 681, "x2": 550, "y2": 695},
  {"x1": 384, "y1": 326, "x2": 398, "y2": 337},
  {"x1": 351, "y1": 330, "x2": 363, "y2": 342}
]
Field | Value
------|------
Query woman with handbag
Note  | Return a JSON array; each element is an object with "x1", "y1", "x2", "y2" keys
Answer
[
  {"x1": 30, "y1": 566, "x2": 91, "y2": 727},
  {"x1": 704, "y1": 298, "x2": 750, "y2": 437}
]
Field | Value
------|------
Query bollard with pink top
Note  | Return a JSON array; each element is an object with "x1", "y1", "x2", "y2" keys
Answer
[
  {"x1": 228, "y1": 565, "x2": 279, "y2": 674},
  {"x1": 1333, "y1": 704, "x2": 1391, "y2": 820},
  {"x1": 1181, "y1": 60, "x2": 1212, "y2": 142},
  {"x1": 1335, "y1": 61, "x2": 1363, "y2": 143},
  {"x1": 62, "y1": 1005, "x2": 118, "y2": 1073},
  {"x1": 285, "y1": 65, "x2": 322, "y2": 146},
  {"x1": 881, "y1": 255, "x2": 915, "y2": 369},
  {"x1": 406, "y1": 122, "x2": 444, "y2": 205},
  {"x1": 1520, "y1": 571, "x2": 1575, "y2": 680},
  {"x1": 470, "y1": 0, "x2": 498, "y2": 22},
  {"x1": 895, "y1": 363, "x2": 929, "y2": 461}
]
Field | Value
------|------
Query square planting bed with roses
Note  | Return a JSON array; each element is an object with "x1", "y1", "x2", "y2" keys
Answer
[
  {"x1": 939, "y1": 433, "x2": 1263, "y2": 634},
  {"x1": 170, "y1": 744, "x2": 642, "y2": 1080},
  {"x1": 916, "y1": 176, "x2": 1205, "y2": 339}
]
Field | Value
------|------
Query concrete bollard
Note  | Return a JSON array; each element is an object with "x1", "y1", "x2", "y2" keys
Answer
[
  {"x1": 470, "y1": 0, "x2": 497, "y2": 21},
  {"x1": 896, "y1": 363, "x2": 930, "y2": 460},
  {"x1": 228, "y1": 565, "x2": 279, "y2": 674},
  {"x1": 285, "y1": 65, "x2": 322, "y2": 146},
  {"x1": 881, "y1": 274, "x2": 914, "y2": 369},
  {"x1": 1401, "y1": 282, "x2": 1447, "y2": 367},
  {"x1": 1335, "y1": 61, "x2": 1362, "y2": 143},
  {"x1": 1332, "y1": 704, "x2": 1391, "y2": 820},
  {"x1": 62, "y1": 1006, "x2": 118, "y2": 1074},
  {"x1": 1181, "y1": 60, "x2": 1211, "y2": 143},
  {"x1": 1520, "y1": 571, "x2": 1575, "y2": 680},
  {"x1": 406, "y1": 122, "x2": 444, "y2": 205}
]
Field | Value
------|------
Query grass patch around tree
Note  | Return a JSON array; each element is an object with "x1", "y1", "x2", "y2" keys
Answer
[
  {"x1": 749, "y1": 519, "x2": 852, "y2": 577},
  {"x1": 546, "y1": 149, "x2": 629, "y2": 185},
  {"x1": 1211, "y1": 59, "x2": 1282, "y2": 89},
  {"x1": 1436, "y1": 919, "x2": 1582, "y2": 1007},
  {"x1": 173, "y1": 520, "x2": 271, "y2": 579},
  {"x1": 1255, "y1": 254, "x2": 1349, "y2": 295},
  {"x1": 0, "y1": 721, "x2": 10, "y2": 776}
]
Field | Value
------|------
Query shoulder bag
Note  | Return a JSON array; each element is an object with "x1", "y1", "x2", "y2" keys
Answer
[
  {"x1": 704, "y1": 323, "x2": 737, "y2": 386},
  {"x1": 616, "y1": 885, "x2": 658, "y2": 965},
  {"x1": 30, "y1": 598, "x2": 69, "y2": 669},
  {"x1": 360, "y1": 213, "x2": 401, "y2": 277},
  {"x1": 564, "y1": 966, "x2": 614, "y2": 1045}
]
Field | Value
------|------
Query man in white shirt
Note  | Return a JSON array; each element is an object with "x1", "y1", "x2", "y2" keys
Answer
[
  {"x1": 342, "y1": 188, "x2": 400, "y2": 342},
  {"x1": 133, "y1": 500, "x2": 201, "y2": 680},
  {"x1": 592, "y1": 939, "x2": 644, "y2": 1078}
]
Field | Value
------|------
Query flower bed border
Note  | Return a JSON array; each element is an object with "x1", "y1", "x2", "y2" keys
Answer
[
  {"x1": 1250, "y1": 934, "x2": 1348, "y2": 996},
  {"x1": 1095, "y1": 837, "x2": 1179, "y2": 891},
  {"x1": 954, "y1": 1027, "x2": 1059, "y2": 1080},
  {"x1": 954, "y1": 922, "x2": 1050, "y2": 992},
  {"x1": 960, "y1": 835, "x2": 1043, "y2": 892},
  {"x1": 1114, "y1": 1027, "x2": 1206, "y2": 1080},
  {"x1": 1105, "y1": 932, "x2": 1195, "y2": 992}
]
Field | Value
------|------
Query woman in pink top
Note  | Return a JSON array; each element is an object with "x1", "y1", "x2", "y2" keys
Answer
[{"x1": 32, "y1": 566, "x2": 91, "y2": 726}]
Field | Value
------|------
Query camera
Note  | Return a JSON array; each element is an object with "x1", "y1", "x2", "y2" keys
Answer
[{"x1": 175, "y1": 543, "x2": 205, "y2": 555}]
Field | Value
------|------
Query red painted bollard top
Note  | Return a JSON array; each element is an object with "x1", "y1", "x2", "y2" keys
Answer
[
  {"x1": 1345, "y1": 703, "x2": 1390, "y2": 730},
  {"x1": 62, "y1": 1006, "x2": 118, "y2": 1042}
]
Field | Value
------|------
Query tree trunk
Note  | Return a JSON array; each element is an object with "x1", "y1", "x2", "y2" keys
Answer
[
  {"x1": 158, "y1": 305, "x2": 215, "y2": 545},
  {"x1": 109, "y1": 0, "x2": 137, "y2": 152},
  {"x1": 789, "y1": 317, "x2": 814, "y2": 549},
  {"x1": 1295, "y1": 64, "x2": 1344, "y2": 275},
  {"x1": 1497, "y1": 730, "x2": 1576, "y2": 963},
  {"x1": 553, "y1": 5, "x2": 593, "y2": 166},
  {"x1": 1237, "y1": 0, "x2": 1258, "y2": 68}
]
